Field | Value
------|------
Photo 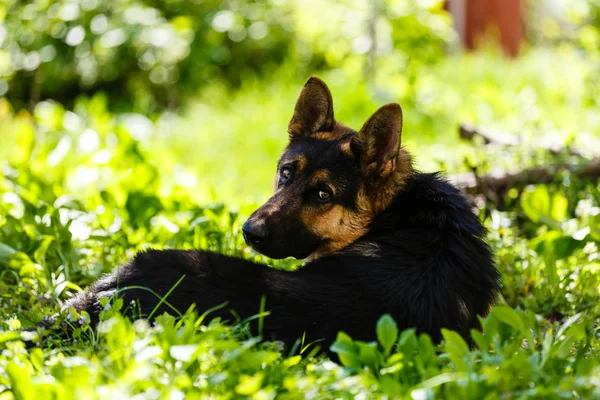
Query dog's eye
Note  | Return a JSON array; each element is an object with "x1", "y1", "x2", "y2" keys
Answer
[
  {"x1": 317, "y1": 189, "x2": 332, "y2": 202},
  {"x1": 280, "y1": 167, "x2": 292, "y2": 182}
]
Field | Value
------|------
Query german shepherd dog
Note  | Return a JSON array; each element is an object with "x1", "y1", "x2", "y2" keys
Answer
[{"x1": 63, "y1": 77, "x2": 500, "y2": 350}]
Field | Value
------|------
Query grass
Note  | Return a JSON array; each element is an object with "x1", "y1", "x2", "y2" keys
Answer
[{"x1": 1, "y1": 47, "x2": 600, "y2": 398}]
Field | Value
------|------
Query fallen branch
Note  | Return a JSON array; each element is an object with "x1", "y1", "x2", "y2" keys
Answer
[
  {"x1": 459, "y1": 123, "x2": 596, "y2": 158},
  {"x1": 451, "y1": 157, "x2": 600, "y2": 195},
  {"x1": 459, "y1": 123, "x2": 519, "y2": 146},
  {"x1": 455, "y1": 123, "x2": 600, "y2": 203}
]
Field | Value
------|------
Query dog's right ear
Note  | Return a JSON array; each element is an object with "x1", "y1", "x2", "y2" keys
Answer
[
  {"x1": 288, "y1": 77, "x2": 335, "y2": 140},
  {"x1": 352, "y1": 103, "x2": 403, "y2": 178}
]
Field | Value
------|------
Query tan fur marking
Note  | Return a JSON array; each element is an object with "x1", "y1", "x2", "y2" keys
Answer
[
  {"x1": 313, "y1": 131, "x2": 348, "y2": 141},
  {"x1": 303, "y1": 204, "x2": 372, "y2": 261},
  {"x1": 308, "y1": 169, "x2": 331, "y2": 187},
  {"x1": 458, "y1": 297, "x2": 471, "y2": 322},
  {"x1": 370, "y1": 148, "x2": 414, "y2": 211},
  {"x1": 311, "y1": 122, "x2": 356, "y2": 142},
  {"x1": 288, "y1": 122, "x2": 303, "y2": 137},
  {"x1": 339, "y1": 140, "x2": 353, "y2": 156},
  {"x1": 295, "y1": 154, "x2": 308, "y2": 174}
]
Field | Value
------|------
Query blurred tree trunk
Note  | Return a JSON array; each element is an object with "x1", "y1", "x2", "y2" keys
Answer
[
  {"x1": 364, "y1": 0, "x2": 380, "y2": 84},
  {"x1": 29, "y1": 69, "x2": 41, "y2": 112},
  {"x1": 446, "y1": 0, "x2": 524, "y2": 57}
]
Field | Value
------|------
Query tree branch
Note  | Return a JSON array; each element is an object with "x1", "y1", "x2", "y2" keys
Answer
[
  {"x1": 459, "y1": 123, "x2": 519, "y2": 146},
  {"x1": 459, "y1": 122, "x2": 594, "y2": 158},
  {"x1": 451, "y1": 158, "x2": 600, "y2": 194},
  {"x1": 454, "y1": 123, "x2": 600, "y2": 202}
]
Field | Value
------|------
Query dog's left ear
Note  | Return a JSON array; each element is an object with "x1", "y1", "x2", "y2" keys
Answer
[
  {"x1": 288, "y1": 76, "x2": 335, "y2": 140},
  {"x1": 352, "y1": 103, "x2": 403, "y2": 176}
]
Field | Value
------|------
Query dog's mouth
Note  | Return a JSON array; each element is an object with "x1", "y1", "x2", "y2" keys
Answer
[
  {"x1": 242, "y1": 229, "x2": 318, "y2": 260},
  {"x1": 244, "y1": 238, "x2": 311, "y2": 260}
]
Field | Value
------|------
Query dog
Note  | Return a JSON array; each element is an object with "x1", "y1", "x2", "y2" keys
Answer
[{"x1": 61, "y1": 77, "x2": 500, "y2": 351}]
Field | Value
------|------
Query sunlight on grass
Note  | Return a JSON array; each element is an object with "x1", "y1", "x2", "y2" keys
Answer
[{"x1": 143, "y1": 47, "x2": 600, "y2": 206}]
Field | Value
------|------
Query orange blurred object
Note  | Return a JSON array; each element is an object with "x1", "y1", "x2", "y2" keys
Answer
[{"x1": 446, "y1": 0, "x2": 524, "y2": 57}]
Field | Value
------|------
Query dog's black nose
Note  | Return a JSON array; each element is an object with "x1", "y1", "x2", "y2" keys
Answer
[{"x1": 242, "y1": 220, "x2": 268, "y2": 246}]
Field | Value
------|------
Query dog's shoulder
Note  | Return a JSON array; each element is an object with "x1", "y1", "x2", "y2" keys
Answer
[
  {"x1": 332, "y1": 171, "x2": 495, "y2": 273},
  {"x1": 373, "y1": 172, "x2": 485, "y2": 235}
]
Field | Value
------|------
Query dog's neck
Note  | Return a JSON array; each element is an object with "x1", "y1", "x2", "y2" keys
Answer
[{"x1": 305, "y1": 149, "x2": 414, "y2": 262}]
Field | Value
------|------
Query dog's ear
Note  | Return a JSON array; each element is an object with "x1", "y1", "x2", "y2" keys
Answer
[
  {"x1": 288, "y1": 77, "x2": 335, "y2": 140},
  {"x1": 352, "y1": 103, "x2": 403, "y2": 176}
]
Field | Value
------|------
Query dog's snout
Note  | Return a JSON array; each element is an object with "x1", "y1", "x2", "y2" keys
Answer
[{"x1": 242, "y1": 220, "x2": 268, "y2": 247}]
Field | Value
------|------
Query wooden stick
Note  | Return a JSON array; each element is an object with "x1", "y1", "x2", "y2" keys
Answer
[
  {"x1": 451, "y1": 158, "x2": 600, "y2": 194},
  {"x1": 454, "y1": 122, "x2": 600, "y2": 203},
  {"x1": 459, "y1": 123, "x2": 519, "y2": 146},
  {"x1": 459, "y1": 123, "x2": 594, "y2": 157}
]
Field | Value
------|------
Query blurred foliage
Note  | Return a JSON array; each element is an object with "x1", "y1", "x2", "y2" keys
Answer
[
  {"x1": 0, "y1": 0, "x2": 453, "y2": 112},
  {"x1": 0, "y1": 0, "x2": 296, "y2": 111},
  {"x1": 2, "y1": 0, "x2": 600, "y2": 398},
  {"x1": 527, "y1": 0, "x2": 600, "y2": 58}
]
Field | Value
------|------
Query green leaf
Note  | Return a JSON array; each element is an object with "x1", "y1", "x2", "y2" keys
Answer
[
  {"x1": 418, "y1": 334, "x2": 436, "y2": 361},
  {"x1": 441, "y1": 329, "x2": 470, "y2": 356},
  {"x1": 441, "y1": 329, "x2": 469, "y2": 371},
  {"x1": 536, "y1": 231, "x2": 585, "y2": 260},
  {"x1": 396, "y1": 328, "x2": 418, "y2": 353},
  {"x1": 380, "y1": 376, "x2": 404, "y2": 396},
  {"x1": 29, "y1": 348, "x2": 44, "y2": 372},
  {"x1": 330, "y1": 332, "x2": 360, "y2": 369},
  {"x1": 555, "y1": 313, "x2": 580, "y2": 339},
  {"x1": 550, "y1": 192, "x2": 568, "y2": 222},
  {"x1": 590, "y1": 214, "x2": 600, "y2": 241},
  {"x1": 554, "y1": 235, "x2": 585, "y2": 259},
  {"x1": 33, "y1": 235, "x2": 54, "y2": 267},
  {"x1": 235, "y1": 372, "x2": 264, "y2": 395},
  {"x1": 376, "y1": 314, "x2": 398, "y2": 355},
  {"x1": 283, "y1": 355, "x2": 302, "y2": 367},
  {"x1": 6, "y1": 361, "x2": 33, "y2": 400},
  {"x1": 356, "y1": 341, "x2": 380, "y2": 370},
  {"x1": 380, "y1": 353, "x2": 404, "y2": 375},
  {"x1": 0, "y1": 242, "x2": 17, "y2": 265},
  {"x1": 385, "y1": 352, "x2": 404, "y2": 368},
  {"x1": 470, "y1": 329, "x2": 489, "y2": 351},
  {"x1": 544, "y1": 249, "x2": 559, "y2": 290},
  {"x1": 520, "y1": 185, "x2": 550, "y2": 223},
  {"x1": 68, "y1": 307, "x2": 81, "y2": 321},
  {"x1": 492, "y1": 306, "x2": 525, "y2": 333},
  {"x1": 0, "y1": 331, "x2": 21, "y2": 344},
  {"x1": 540, "y1": 327, "x2": 554, "y2": 367}
]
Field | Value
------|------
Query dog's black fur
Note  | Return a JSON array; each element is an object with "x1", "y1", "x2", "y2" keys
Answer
[
  {"x1": 66, "y1": 172, "x2": 499, "y2": 348},
  {"x1": 58, "y1": 77, "x2": 500, "y2": 351}
]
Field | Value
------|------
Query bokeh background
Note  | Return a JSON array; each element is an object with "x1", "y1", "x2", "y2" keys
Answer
[
  {"x1": 2, "y1": 0, "x2": 599, "y2": 206},
  {"x1": 2, "y1": 2, "x2": 600, "y2": 397}
]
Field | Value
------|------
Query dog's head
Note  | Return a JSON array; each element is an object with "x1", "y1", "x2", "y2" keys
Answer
[{"x1": 243, "y1": 77, "x2": 414, "y2": 260}]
